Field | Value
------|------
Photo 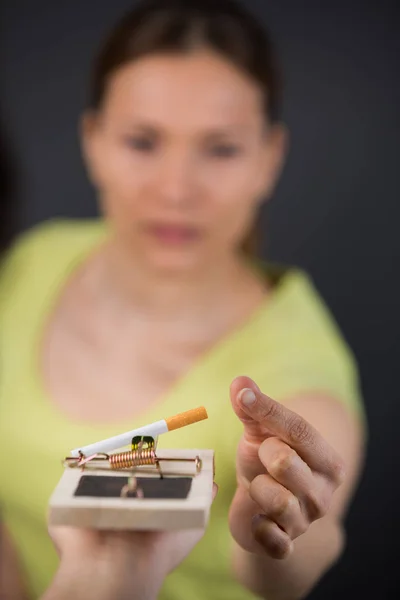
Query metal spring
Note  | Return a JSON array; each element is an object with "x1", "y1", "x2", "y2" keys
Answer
[{"x1": 109, "y1": 447, "x2": 157, "y2": 469}]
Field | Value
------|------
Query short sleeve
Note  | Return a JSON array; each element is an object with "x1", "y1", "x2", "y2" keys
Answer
[
  {"x1": 209, "y1": 268, "x2": 367, "y2": 468},
  {"x1": 1, "y1": 225, "x2": 42, "y2": 306},
  {"x1": 0, "y1": 232, "x2": 33, "y2": 322},
  {"x1": 263, "y1": 271, "x2": 366, "y2": 424}
]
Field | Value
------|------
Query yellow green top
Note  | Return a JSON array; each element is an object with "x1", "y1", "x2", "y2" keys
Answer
[{"x1": 0, "y1": 219, "x2": 365, "y2": 599}]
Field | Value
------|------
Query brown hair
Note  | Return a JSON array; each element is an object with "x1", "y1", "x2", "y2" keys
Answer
[{"x1": 88, "y1": 0, "x2": 283, "y2": 256}]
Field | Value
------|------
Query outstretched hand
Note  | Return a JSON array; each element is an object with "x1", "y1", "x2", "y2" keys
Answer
[
  {"x1": 229, "y1": 376, "x2": 345, "y2": 559},
  {"x1": 46, "y1": 483, "x2": 218, "y2": 600}
]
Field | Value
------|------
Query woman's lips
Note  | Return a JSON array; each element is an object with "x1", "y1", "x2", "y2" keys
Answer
[{"x1": 145, "y1": 223, "x2": 201, "y2": 245}]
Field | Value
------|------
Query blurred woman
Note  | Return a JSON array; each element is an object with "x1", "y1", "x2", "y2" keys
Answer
[{"x1": 0, "y1": 1, "x2": 366, "y2": 599}]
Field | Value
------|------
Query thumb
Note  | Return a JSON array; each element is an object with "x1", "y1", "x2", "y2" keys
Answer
[{"x1": 230, "y1": 376, "x2": 274, "y2": 443}]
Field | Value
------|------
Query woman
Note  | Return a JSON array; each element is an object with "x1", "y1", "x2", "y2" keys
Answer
[{"x1": 0, "y1": 0, "x2": 366, "y2": 599}]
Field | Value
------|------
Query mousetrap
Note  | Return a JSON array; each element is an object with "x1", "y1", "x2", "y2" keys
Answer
[{"x1": 48, "y1": 408, "x2": 214, "y2": 530}]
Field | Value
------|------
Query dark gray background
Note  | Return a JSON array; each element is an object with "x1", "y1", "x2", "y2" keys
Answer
[{"x1": 1, "y1": 0, "x2": 399, "y2": 598}]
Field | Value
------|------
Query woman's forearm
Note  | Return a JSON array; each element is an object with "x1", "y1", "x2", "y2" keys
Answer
[
  {"x1": 0, "y1": 522, "x2": 30, "y2": 600},
  {"x1": 41, "y1": 554, "x2": 163, "y2": 600},
  {"x1": 232, "y1": 516, "x2": 345, "y2": 600}
]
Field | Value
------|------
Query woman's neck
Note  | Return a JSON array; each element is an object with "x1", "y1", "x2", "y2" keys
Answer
[{"x1": 93, "y1": 240, "x2": 266, "y2": 323}]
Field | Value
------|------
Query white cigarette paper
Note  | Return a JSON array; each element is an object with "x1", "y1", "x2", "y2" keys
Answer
[{"x1": 70, "y1": 406, "x2": 208, "y2": 457}]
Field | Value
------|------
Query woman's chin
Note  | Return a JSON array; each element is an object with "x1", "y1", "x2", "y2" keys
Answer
[{"x1": 144, "y1": 253, "x2": 202, "y2": 275}]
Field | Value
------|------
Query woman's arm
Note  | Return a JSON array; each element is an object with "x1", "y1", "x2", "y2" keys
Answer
[
  {"x1": 40, "y1": 547, "x2": 163, "y2": 600},
  {"x1": 231, "y1": 392, "x2": 365, "y2": 600},
  {"x1": 0, "y1": 521, "x2": 30, "y2": 600}
]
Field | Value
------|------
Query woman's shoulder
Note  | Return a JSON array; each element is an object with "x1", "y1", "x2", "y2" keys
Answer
[
  {"x1": 0, "y1": 218, "x2": 105, "y2": 307},
  {"x1": 263, "y1": 263, "x2": 343, "y2": 336},
  {"x1": 3, "y1": 218, "x2": 104, "y2": 257},
  {"x1": 254, "y1": 262, "x2": 360, "y2": 385},
  {"x1": 258, "y1": 263, "x2": 364, "y2": 414},
  {"x1": 1, "y1": 217, "x2": 105, "y2": 266}
]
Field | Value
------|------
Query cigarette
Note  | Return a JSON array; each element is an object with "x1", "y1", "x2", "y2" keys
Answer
[{"x1": 70, "y1": 406, "x2": 208, "y2": 457}]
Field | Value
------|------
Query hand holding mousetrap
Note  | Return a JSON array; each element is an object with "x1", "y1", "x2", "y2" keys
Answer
[{"x1": 48, "y1": 407, "x2": 214, "y2": 531}]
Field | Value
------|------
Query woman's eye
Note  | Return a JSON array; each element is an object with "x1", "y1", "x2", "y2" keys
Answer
[
  {"x1": 125, "y1": 137, "x2": 155, "y2": 152},
  {"x1": 209, "y1": 145, "x2": 241, "y2": 158}
]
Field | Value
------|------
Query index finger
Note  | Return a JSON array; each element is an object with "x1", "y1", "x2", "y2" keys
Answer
[{"x1": 234, "y1": 378, "x2": 344, "y2": 481}]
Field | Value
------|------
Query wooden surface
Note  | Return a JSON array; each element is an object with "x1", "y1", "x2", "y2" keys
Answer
[{"x1": 48, "y1": 449, "x2": 214, "y2": 530}]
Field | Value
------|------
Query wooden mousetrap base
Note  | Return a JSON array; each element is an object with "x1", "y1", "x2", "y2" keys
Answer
[{"x1": 48, "y1": 449, "x2": 214, "y2": 530}]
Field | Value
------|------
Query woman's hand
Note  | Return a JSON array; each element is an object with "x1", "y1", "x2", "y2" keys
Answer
[
  {"x1": 229, "y1": 376, "x2": 346, "y2": 559},
  {"x1": 44, "y1": 483, "x2": 218, "y2": 600}
]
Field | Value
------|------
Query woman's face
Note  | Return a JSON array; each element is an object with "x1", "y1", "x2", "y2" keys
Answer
[{"x1": 82, "y1": 49, "x2": 286, "y2": 273}]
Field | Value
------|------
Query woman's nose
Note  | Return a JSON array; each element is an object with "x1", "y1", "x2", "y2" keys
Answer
[{"x1": 156, "y1": 152, "x2": 198, "y2": 207}]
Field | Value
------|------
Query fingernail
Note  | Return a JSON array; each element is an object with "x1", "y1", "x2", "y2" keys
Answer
[{"x1": 240, "y1": 388, "x2": 256, "y2": 406}]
